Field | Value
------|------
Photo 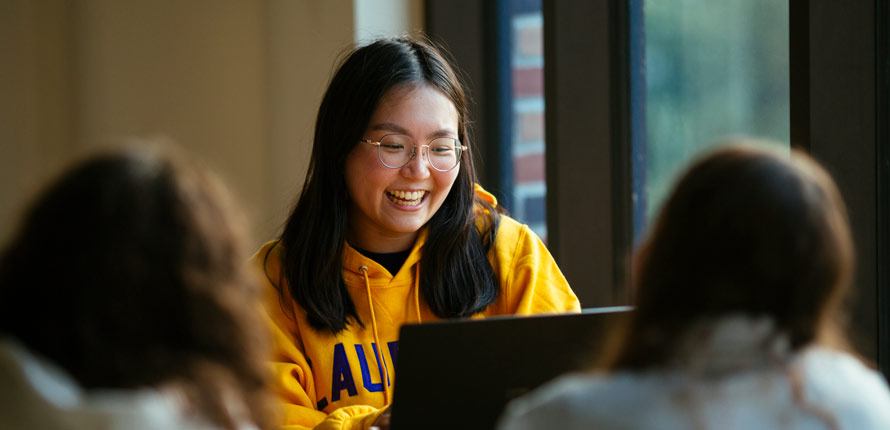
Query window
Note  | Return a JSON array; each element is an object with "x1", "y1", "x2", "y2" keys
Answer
[
  {"x1": 425, "y1": 0, "x2": 548, "y2": 241},
  {"x1": 635, "y1": 0, "x2": 790, "y2": 236},
  {"x1": 508, "y1": 1, "x2": 547, "y2": 240},
  {"x1": 428, "y1": 2, "x2": 887, "y2": 367}
]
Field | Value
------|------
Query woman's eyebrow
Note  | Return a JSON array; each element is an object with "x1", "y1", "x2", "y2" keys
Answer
[
  {"x1": 369, "y1": 122, "x2": 409, "y2": 134},
  {"x1": 369, "y1": 123, "x2": 458, "y2": 139},
  {"x1": 428, "y1": 128, "x2": 458, "y2": 138}
]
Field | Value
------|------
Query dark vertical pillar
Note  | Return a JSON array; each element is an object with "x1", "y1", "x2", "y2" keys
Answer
[{"x1": 794, "y1": 0, "x2": 881, "y2": 362}]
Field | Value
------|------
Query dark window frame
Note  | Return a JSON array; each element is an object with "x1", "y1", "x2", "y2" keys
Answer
[
  {"x1": 428, "y1": 0, "x2": 889, "y2": 371},
  {"x1": 427, "y1": 0, "x2": 633, "y2": 307},
  {"x1": 878, "y1": 0, "x2": 890, "y2": 376},
  {"x1": 425, "y1": 0, "x2": 672, "y2": 307},
  {"x1": 425, "y1": 0, "x2": 512, "y2": 208},
  {"x1": 875, "y1": 1, "x2": 890, "y2": 375},
  {"x1": 541, "y1": 0, "x2": 633, "y2": 307},
  {"x1": 791, "y1": 0, "x2": 888, "y2": 370}
]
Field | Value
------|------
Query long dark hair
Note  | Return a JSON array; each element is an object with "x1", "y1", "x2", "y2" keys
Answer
[
  {"x1": 0, "y1": 144, "x2": 272, "y2": 429},
  {"x1": 608, "y1": 142, "x2": 854, "y2": 370},
  {"x1": 276, "y1": 36, "x2": 500, "y2": 333}
]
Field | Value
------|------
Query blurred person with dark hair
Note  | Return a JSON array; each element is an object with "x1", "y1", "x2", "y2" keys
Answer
[
  {"x1": 0, "y1": 143, "x2": 272, "y2": 429},
  {"x1": 499, "y1": 142, "x2": 890, "y2": 429}
]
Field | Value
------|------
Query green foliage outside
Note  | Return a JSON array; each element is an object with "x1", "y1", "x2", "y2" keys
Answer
[{"x1": 643, "y1": 0, "x2": 790, "y2": 223}]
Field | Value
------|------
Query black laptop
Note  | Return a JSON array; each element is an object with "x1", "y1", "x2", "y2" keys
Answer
[{"x1": 389, "y1": 306, "x2": 631, "y2": 430}]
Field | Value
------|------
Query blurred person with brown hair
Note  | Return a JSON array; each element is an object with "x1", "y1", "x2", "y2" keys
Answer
[
  {"x1": 0, "y1": 143, "x2": 272, "y2": 429},
  {"x1": 499, "y1": 142, "x2": 890, "y2": 429}
]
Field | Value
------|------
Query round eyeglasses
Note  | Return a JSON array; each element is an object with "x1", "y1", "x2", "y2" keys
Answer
[{"x1": 360, "y1": 134, "x2": 467, "y2": 172}]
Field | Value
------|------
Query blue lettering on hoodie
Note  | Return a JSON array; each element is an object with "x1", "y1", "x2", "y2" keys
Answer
[
  {"x1": 330, "y1": 343, "x2": 357, "y2": 402},
  {"x1": 388, "y1": 341, "x2": 399, "y2": 367},
  {"x1": 355, "y1": 344, "x2": 386, "y2": 392}
]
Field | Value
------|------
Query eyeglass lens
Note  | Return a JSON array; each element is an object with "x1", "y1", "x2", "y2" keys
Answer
[{"x1": 377, "y1": 135, "x2": 461, "y2": 171}]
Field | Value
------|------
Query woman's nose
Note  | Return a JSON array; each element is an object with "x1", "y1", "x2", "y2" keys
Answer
[{"x1": 401, "y1": 147, "x2": 431, "y2": 178}]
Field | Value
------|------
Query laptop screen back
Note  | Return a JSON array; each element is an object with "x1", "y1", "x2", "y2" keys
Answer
[{"x1": 390, "y1": 307, "x2": 631, "y2": 430}]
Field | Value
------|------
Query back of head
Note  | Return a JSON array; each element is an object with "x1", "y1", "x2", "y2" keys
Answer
[
  {"x1": 0, "y1": 143, "x2": 270, "y2": 428},
  {"x1": 615, "y1": 141, "x2": 854, "y2": 369}
]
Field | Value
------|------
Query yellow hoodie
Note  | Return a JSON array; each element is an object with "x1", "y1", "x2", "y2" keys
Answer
[{"x1": 251, "y1": 187, "x2": 580, "y2": 430}]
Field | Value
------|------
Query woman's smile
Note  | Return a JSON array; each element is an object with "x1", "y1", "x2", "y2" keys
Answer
[{"x1": 385, "y1": 190, "x2": 428, "y2": 207}]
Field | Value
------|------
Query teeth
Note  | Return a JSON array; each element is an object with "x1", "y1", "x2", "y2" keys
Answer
[
  {"x1": 390, "y1": 190, "x2": 423, "y2": 200},
  {"x1": 388, "y1": 190, "x2": 425, "y2": 203}
]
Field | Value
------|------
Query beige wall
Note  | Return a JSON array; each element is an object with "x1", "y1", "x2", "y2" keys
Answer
[
  {"x1": 265, "y1": 0, "x2": 356, "y2": 244},
  {"x1": 0, "y1": 0, "x2": 423, "y2": 250},
  {"x1": 0, "y1": 0, "x2": 75, "y2": 247}
]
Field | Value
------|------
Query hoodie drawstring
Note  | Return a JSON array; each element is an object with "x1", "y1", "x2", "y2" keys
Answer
[
  {"x1": 360, "y1": 266, "x2": 390, "y2": 405},
  {"x1": 414, "y1": 262, "x2": 422, "y2": 323}
]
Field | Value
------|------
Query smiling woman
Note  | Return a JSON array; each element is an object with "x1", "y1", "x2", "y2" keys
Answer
[
  {"x1": 345, "y1": 84, "x2": 461, "y2": 253},
  {"x1": 250, "y1": 36, "x2": 580, "y2": 430}
]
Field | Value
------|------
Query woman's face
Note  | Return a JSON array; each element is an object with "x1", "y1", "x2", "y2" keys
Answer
[{"x1": 344, "y1": 84, "x2": 461, "y2": 253}]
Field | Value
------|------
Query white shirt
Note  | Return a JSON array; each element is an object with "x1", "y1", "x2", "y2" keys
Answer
[
  {"x1": 0, "y1": 338, "x2": 211, "y2": 430},
  {"x1": 498, "y1": 317, "x2": 890, "y2": 430}
]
